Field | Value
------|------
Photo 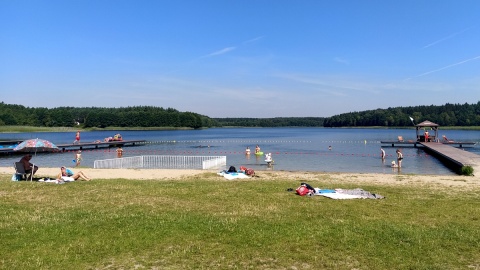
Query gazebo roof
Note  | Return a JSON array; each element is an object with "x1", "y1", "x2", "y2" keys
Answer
[{"x1": 415, "y1": 120, "x2": 439, "y2": 127}]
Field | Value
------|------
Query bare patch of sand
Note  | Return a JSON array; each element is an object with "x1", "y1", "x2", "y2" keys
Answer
[
  {"x1": 0, "y1": 167, "x2": 203, "y2": 180},
  {"x1": 1, "y1": 167, "x2": 478, "y2": 189}
]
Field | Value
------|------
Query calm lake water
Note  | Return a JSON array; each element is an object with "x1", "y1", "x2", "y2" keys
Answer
[{"x1": 1, "y1": 128, "x2": 479, "y2": 175}]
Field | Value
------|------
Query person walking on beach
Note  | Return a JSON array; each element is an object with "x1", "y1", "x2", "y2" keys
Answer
[
  {"x1": 73, "y1": 131, "x2": 81, "y2": 144},
  {"x1": 74, "y1": 150, "x2": 82, "y2": 167},
  {"x1": 116, "y1": 146, "x2": 124, "y2": 158},
  {"x1": 396, "y1": 149, "x2": 403, "y2": 167}
]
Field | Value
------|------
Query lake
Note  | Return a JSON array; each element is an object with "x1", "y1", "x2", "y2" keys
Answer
[{"x1": 1, "y1": 128, "x2": 479, "y2": 175}]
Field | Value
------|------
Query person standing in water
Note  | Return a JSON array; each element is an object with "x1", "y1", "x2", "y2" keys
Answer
[
  {"x1": 396, "y1": 149, "x2": 403, "y2": 167},
  {"x1": 245, "y1": 146, "x2": 251, "y2": 155},
  {"x1": 380, "y1": 147, "x2": 386, "y2": 160},
  {"x1": 74, "y1": 150, "x2": 82, "y2": 167},
  {"x1": 116, "y1": 146, "x2": 124, "y2": 158}
]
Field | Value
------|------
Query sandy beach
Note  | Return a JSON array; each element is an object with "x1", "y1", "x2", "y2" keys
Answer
[{"x1": 1, "y1": 166, "x2": 478, "y2": 190}]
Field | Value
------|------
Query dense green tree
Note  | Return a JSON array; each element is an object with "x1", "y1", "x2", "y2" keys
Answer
[
  {"x1": 323, "y1": 101, "x2": 480, "y2": 127},
  {"x1": 1, "y1": 101, "x2": 479, "y2": 128}
]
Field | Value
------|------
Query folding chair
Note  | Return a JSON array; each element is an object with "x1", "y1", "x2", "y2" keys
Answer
[{"x1": 14, "y1": 162, "x2": 28, "y2": 181}]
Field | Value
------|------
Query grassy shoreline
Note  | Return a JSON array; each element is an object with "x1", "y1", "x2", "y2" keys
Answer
[{"x1": 1, "y1": 173, "x2": 479, "y2": 269}]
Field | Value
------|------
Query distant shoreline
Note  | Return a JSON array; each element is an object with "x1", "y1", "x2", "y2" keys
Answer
[{"x1": 2, "y1": 125, "x2": 480, "y2": 133}]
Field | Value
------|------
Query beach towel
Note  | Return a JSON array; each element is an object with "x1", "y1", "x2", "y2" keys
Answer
[
  {"x1": 61, "y1": 176, "x2": 75, "y2": 182},
  {"x1": 223, "y1": 172, "x2": 250, "y2": 180},
  {"x1": 37, "y1": 178, "x2": 67, "y2": 184},
  {"x1": 316, "y1": 193, "x2": 364, "y2": 199},
  {"x1": 313, "y1": 188, "x2": 384, "y2": 199}
]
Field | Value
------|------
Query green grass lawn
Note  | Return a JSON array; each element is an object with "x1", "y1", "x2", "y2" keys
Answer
[{"x1": 1, "y1": 174, "x2": 479, "y2": 269}]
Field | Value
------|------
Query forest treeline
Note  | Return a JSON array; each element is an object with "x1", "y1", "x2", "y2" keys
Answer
[
  {"x1": 213, "y1": 102, "x2": 480, "y2": 127},
  {"x1": 0, "y1": 103, "x2": 215, "y2": 129},
  {"x1": 323, "y1": 102, "x2": 480, "y2": 127},
  {"x1": 0, "y1": 101, "x2": 479, "y2": 128},
  {"x1": 212, "y1": 117, "x2": 324, "y2": 127}
]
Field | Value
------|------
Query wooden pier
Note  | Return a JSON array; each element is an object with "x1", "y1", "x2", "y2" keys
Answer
[
  {"x1": 0, "y1": 139, "x2": 147, "y2": 155},
  {"x1": 420, "y1": 142, "x2": 480, "y2": 172},
  {"x1": 380, "y1": 140, "x2": 476, "y2": 148},
  {"x1": 57, "y1": 140, "x2": 147, "y2": 152},
  {"x1": 380, "y1": 141, "x2": 419, "y2": 147}
]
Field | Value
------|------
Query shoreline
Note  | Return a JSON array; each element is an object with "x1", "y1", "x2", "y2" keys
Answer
[{"x1": 1, "y1": 167, "x2": 478, "y2": 189}]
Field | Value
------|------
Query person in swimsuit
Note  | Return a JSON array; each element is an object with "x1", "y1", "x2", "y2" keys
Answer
[
  {"x1": 396, "y1": 149, "x2": 403, "y2": 167},
  {"x1": 73, "y1": 131, "x2": 81, "y2": 144},
  {"x1": 57, "y1": 166, "x2": 91, "y2": 181},
  {"x1": 74, "y1": 150, "x2": 82, "y2": 167},
  {"x1": 116, "y1": 147, "x2": 124, "y2": 158}
]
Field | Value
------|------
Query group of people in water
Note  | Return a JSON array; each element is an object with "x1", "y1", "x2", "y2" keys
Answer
[
  {"x1": 245, "y1": 145, "x2": 274, "y2": 166},
  {"x1": 381, "y1": 147, "x2": 403, "y2": 168},
  {"x1": 244, "y1": 145, "x2": 262, "y2": 155},
  {"x1": 245, "y1": 145, "x2": 403, "y2": 168}
]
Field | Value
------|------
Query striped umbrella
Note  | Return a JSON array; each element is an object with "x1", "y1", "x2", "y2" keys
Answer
[{"x1": 13, "y1": 138, "x2": 60, "y2": 154}]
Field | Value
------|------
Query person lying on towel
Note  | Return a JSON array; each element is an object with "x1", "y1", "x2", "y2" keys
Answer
[{"x1": 56, "y1": 166, "x2": 92, "y2": 181}]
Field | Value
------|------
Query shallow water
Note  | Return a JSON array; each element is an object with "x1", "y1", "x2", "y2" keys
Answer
[{"x1": 1, "y1": 128, "x2": 479, "y2": 175}]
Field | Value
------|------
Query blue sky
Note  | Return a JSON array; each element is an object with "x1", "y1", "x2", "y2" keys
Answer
[{"x1": 1, "y1": 1, "x2": 479, "y2": 118}]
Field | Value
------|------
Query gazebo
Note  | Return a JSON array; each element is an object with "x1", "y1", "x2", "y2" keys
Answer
[{"x1": 415, "y1": 120, "x2": 439, "y2": 142}]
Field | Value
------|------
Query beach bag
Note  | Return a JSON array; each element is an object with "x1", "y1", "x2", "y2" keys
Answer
[
  {"x1": 11, "y1": 174, "x2": 21, "y2": 181},
  {"x1": 245, "y1": 168, "x2": 255, "y2": 176},
  {"x1": 301, "y1": 182, "x2": 315, "y2": 191},
  {"x1": 227, "y1": 166, "x2": 237, "y2": 173},
  {"x1": 296, "y1": 186, "x2": 310, "y2": 196}
]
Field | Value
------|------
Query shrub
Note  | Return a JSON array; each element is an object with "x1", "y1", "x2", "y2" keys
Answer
[{"x1": 460, "y1": 165, "x2": 474, "y2": 176}]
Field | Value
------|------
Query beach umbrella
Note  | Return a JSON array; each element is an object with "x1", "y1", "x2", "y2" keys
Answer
[{"x1": 13, "y1": 138, "x2": 60, "y2": 154}]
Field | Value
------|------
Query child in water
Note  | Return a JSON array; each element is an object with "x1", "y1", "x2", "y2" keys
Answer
[{"x1": 74, "y1": 150, "x2": 82, "y2": 167}]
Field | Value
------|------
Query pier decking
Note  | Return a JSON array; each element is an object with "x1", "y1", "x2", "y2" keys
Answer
[
  {"x1": 56, "y1": 140, "x2": 147, "y2": 151},
  {"x1": 380, "y1": 140, "x2": 476, "y2": 148},
  {"x1": 0, "y1": 140, "x2": 147, "y2": 155},
  {"x1": 380, "y1": 141, "x2": 419, "y2": 147},
  {"x1": 420, "y1": 142, "x2": 480, "y2": 171}
]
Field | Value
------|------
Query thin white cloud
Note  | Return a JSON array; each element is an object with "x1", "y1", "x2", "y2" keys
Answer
[
  {"x1": 405, "y1": 55, "x2": 480, "y2": 81},
  {"x1": 201, "y1": 47, "x2": 236, "y2": 58},
  {"x1": 423, "y1": 27, "x2": 471, "y2": 49},
  {"x1": 198, "y1": 36, "x2": 264, "y2": 59},
  {"x1": 242, "y1": 36, "x2": 264, "y2": 44}
]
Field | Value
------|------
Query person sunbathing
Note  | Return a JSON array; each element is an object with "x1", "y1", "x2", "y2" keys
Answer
[
  {"x1": 442, "y1": 135, "x2": 454, "y2": 143},
  {"x1": 57, "y1": 166, "x2": 91, "y2": 181}
]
